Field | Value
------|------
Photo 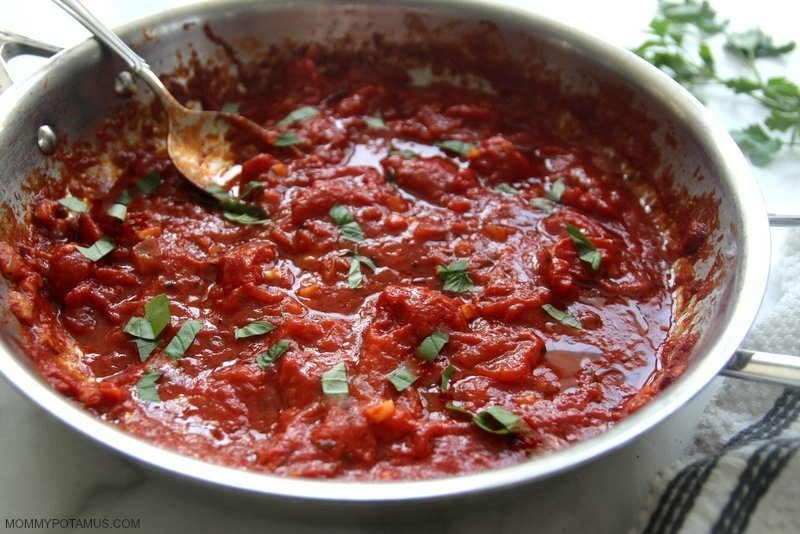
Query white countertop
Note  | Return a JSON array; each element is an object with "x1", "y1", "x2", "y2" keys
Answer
[{"x1": 0, "y1": 1, "x2": 797, "y2": 532}]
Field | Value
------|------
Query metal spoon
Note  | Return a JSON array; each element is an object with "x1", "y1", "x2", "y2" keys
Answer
[{"x1": 53, "y1": 0, "x2": 267, "y2": 190}]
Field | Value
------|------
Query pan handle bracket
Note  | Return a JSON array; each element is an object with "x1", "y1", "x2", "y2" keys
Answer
[{"x1": 0, "y1": 29, "x2": 61, "y2": 95}]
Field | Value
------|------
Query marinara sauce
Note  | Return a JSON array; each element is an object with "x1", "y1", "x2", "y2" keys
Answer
[{"x1": 0, "y1": 49, "x2": 682, "y2": 480}]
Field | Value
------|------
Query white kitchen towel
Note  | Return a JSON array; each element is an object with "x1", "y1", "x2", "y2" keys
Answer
[{"x1": 638, "y1": 228, "x2": 800, "y2": 534}]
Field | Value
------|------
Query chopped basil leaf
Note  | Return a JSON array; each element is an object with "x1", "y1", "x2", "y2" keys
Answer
[
  {"x1": 58, "y1": 196, "x2": 88, "y2": 213},
  {"x1": 416, "y1": 330, "x2": 449, "y2": 363},
  {"x1": 255, "y1": 339, "x2": 290, "y2": 370},
  {"x1": 205, "y1": 185, "x2": 230, "y2": 201},
  {"x1": 344, "y1": 250, "x2": 377, "y2": 289},
  {"x1": 494, "y1": 183, "x2": 518, "y2": 195},
  {"x1": 136, "y1": 369, "x2": 162, "y2": 402},
  {"x1": 164, "y1": 320, "x2": 202, "y2": 360},
  {"x1": 107, "y1": 203, "x2": 127, "y2": 221},
  {"x1": 329, "y1": 203, "x2": 365, "y2": 243},
  {"x1": 144, "y1": 294, "x2": 170, "y2": 338},
  {"x1": 542, "y1": 303, "x2": 582, "y2": 330},
  {"x1": 440, "y1": 364, "x2": 455, "y2": 393},
  {"x1": 322, "y1": 362, "x2": 349, "y2": 396},
  {"x1": 240, "y1": 181, "x2": 265, "y2": 199},
  {"x1": 446, "y1": 403, "x2": 526, "y2": 435},
  {"x1": 124, "y1": 316, "x2": 156, "y2": 340},
  {"x1": 223, "y1": 212, "x2": 269, "y2": 225},
  {"x1": 438, "y1": 259, "x2": 473, "y2": 293},
  {"x1": 565, "y1": 223, "x2": 602, "y2": 271},
  {"x1": 531, "y1": 197, "x2": 556, "y2": 212},
  {"x1": 220, "y1": 102, "x2": 239, "y2": 114},
  {"x1": 364, "y1": 113, "x2": 386, "y2": 130},
  {"x1": 136, "y1": 170, "x2": 162, "y2": 195},
  {"x1": 133, "y1": 338, "x2": 162, "y2": 362},
  {"x1": 435, "y1": 140, "x2": 475, "y2": 156},
  {"x1": 388, "y1": 363, "x2": 417, "y2": 392},
  {"x1": 235, "y1": 320, "x2": 276, "y2": 339},
  {"x1": 544, "y1": 179, "x2": 565, "y2": 202},
  {"x1": 387, "y1": 148, "x2": 416, "y2": 159},
  {"x1": 273, "y1": 132, "x2": 300, "y2": 147},
  {"x1": 76, "y1": 236, "x2": 116, "y2": 262},
  {"x1": 277, "y1": 106, "x2": 319, "y2": 128},
  {"x1": 116, "y1": 190, "x2": 133, "y2": 206}
]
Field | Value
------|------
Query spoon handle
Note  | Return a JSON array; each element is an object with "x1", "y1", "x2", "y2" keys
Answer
[{"x1": 51, "y1": 0, "x2": 176, "y2": 107}]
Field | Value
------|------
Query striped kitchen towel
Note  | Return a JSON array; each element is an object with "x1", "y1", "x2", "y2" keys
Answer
[{"x1": 638, "y1": 229, "x2": 800, "y2": 534}]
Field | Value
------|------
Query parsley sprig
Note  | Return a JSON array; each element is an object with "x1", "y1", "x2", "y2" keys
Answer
[{"x1": 633, "y1": 0, "x2": 798, "y2": 165}]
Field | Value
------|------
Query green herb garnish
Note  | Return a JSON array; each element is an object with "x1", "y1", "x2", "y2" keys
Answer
[
  {"x1": 106, "y1": 203, "x2": 127, "y2": 221},
  {"x1": 388, "y1": 363, "x2": 418, "y2": 392},
  {"x1": 132, "y1": 338, "x2": 162, "y2": 362},
  {"x1": 221, "y1": 102, "x2": 240, "y2": 114},
  {"x1": 531, "y1": 198, "x2": 556, "y2": 212},
  {"x1": 136, "y1": 170, "x2": 162, "y2": 195},
  {"x1": 416, "y1": 330, "x2": 449, "y2": 363},
  {"x1": 364, "y1": 113, "x2": 386, "y2": 130},
  {"x1": 164, "y1": 320, "x2": 202, "y2": 360},
  {"x1": 124, "y1": 317, "x2": 156, "y2": 340},
  {"x1": 136, "y1": 369, "x2": 162, "y2": 402},
  {"x1": 255, "y1": 340, "x2": 290, "y2": 370},
  {"x1": 435, "y1": 140, "x2": 475, "y2": 156},
  {"x1": 440, "y1": 364, "x2": 455, "y2": 393},
  {"x1": 322, "y1": 362, "x2": 349, "y2": 396},
  {"x1": 438, "y1": 260, "x2": 473, "y2": 293},
  {"x1": 76, "y1": 236, "x2": 116, "y2": 262},
  {"x1": 344, "y1": 250, "x2": 377, "y2": 289},
  {"x1": 387, "y1": 148, "x2": 416, "y2": 159},
  {"x1": 565, "y1": 223, "x2": 602, "y2": 271},
  {"x1": 277, "y1": 106, "x2": 319, "y2": 128},
  {"x1": 223, "y1": 212, "x2": 269, "y2": 225},
  {"x1": 544, "y1": 179, "x2": 566, "y2": 202},
  {"x1": 144, "y1": 294, "x2": 171, "y2": 338},
  {"x1": 633, "y1": 0, "x2": 798, "y2": 165},
  {"x1": 240, "y1": 181, "x2": 265, "y2": 199},
  {"x1": 446, "y1": 403, "x2": 527, "y2": 435},
  {"x1": 235, "y1": 320, "x2": 276, "y2": 339},
  {"x1": 542, "y1": 303, "x2": 582, "y2": 330},
  {"x1": 58, "y1": 196, "x2": 88, "y2": 213},
  {"x1": 273, "y1": 132, "x2": 300, "y2": 147},
  {"x1": 494, "y1": 183, "x2": 518, "y2": 195},
  {"x1": 116, "y1": 190, "x2": 133, "y2": 206},
  {"x1": 330, "y1": 203, "x2": 365, "y2": 243}
]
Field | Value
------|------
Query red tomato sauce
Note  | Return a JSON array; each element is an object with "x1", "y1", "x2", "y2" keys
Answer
[{"x1": 0, "y1": 49, "x2": 687, "y2": 480}]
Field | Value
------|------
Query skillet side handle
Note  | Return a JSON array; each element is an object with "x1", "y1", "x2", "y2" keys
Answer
[
  {"x1": 0, "y1": 29, "x2": 61, "y2": 95},
  {"x1": 723, "y1": 349, "x2": 800, "y2": 388},
  {"x1": 767, "y1": 205, "x2": 800, "y2": 227}
]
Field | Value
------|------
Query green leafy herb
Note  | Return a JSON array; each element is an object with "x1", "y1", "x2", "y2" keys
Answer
[
  {"x1": 388, "y1": 363, "x2": 418, "y2": 392},
  {"x1": 107, "y1": 203, "x2": 127, "y2": 221},
  {"x1": 321, "y1": 362, "x2": 349, "y2": 396},
  {"x1": 542, "y1": 303, "x2": 582, "y2": 330},
  {"x1": 76, "y1": 236, "x2": 116, "y2": 262},
  {"x1": 344, "y1": 250, "x2": 377, "y2": 289},
  {"x1": 136, "y1": 170, "x2": 162, "y2": 195},
  {"x1": 329, "y1": 203, "x2": 365, "y2": 243},
  {"x1": 133, "y1": 338, "x2": 162, "y2": 362},
  {"x1": 277, "y1": 106, "x2": 319, "y2": 128},
  {"x1": 633, "y1": 0, "x2": 798, "y2": 165},
  {"x1": 255, "y1": 340, "x2": 290, "y2": 370},
  {"x1": 124, "y1": 317, "x2": 156, "y2": 340},
  {"x1": 438, "y1": 260, "x2": 473, "y2": 293},
  {"x1": 440, "y1": 364, "x2": 455, "y2": 393},
  {"x1": 136, "y1": 369, "x2": 162, "y2": 402},
  {"x1": 446, "y1": 403, "x2": 526, "y2": 435},
  {"x1": 144, "y1": 294, "x2": 171, "y2": 338},
  {"x1": 164, "y1": 320, "x2": 201, "y2": 360},
  {"x1": 58, "y1": 196, "x2": 88, "y2": 213},
  {"x1": 240, "y1": 181, "x2": 264, "y2": 199},
  {"x1": 364, "y1": 113, "x2": 386, "y2": 130},
  {"x1": 544, "y1": 179, "x2": 566, "y2": 202},
  {"x1": 494, "y1": 183, "x2": 519, "y2": 195},
  {"x1": 223, "y1": 212, "x2": 269, "y2": 225},
  {"x1": 387, "y1": 148, "x2": 416, "y2": 159},
  {"x1": 220, "y1": 102, "x2": 240, "y2": 114},
  {"x1": 273, "y1": 132, "x2": 300, "y2": 147},
  {"x1": 416, "y1": 330, "x2": 449, "y2": 363},
  {"x1": 235, "y1": 320, "x2": 276, "y2": 339},
  {"x1": 565, "y1": 223, "x2": 602, "y2": 271},
  {"x1": 531, "y1": 197, "x2": 556, "y2": 212},
  {"x1": 116, "y1": 190, "x2": 133, "y2": 206},
  {"x1": 435, "y1": 139, "x2": 475, "y2": 156}
]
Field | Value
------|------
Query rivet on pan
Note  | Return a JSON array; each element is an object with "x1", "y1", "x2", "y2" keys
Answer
[
  {"x1": 37, "y1": 125, "x2": 57, "y2": 155},
  {"x1": 114, "y1": 71, "x2": 136, "y2": 97}
]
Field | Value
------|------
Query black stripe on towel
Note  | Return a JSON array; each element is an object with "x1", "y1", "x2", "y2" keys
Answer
[
  {"x1": 711, "y1": 438, "x2": 800, "y2": 534},
  {"x1": 643, "y1": 388, "x2": 800, "y2": 534}
]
